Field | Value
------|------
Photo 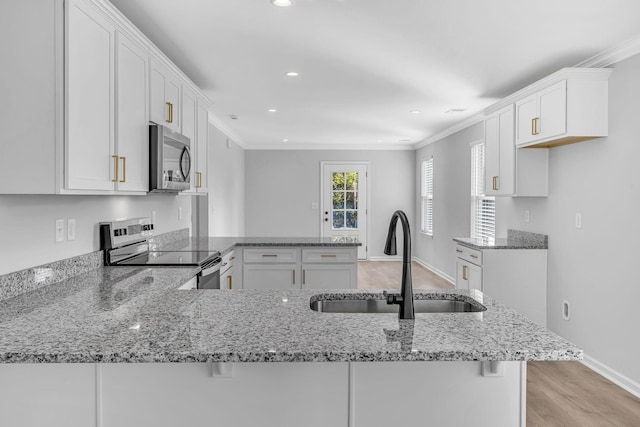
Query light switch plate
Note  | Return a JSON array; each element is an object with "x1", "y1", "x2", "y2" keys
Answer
[
  {"x1": 575, "y1": 213, "x2": 582, "y2": 229},
  {"x1": 524, "y1": 210, "x2": 530, "y2": 223}
]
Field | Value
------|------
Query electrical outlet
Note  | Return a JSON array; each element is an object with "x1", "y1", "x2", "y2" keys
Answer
[
  {"x1": 67, "y1": 219, "x2": 76, "y2": 241},
  {"x1": 151, "y1": 210, "x2": 156, "y2": 224},
  {"x1": 524, "y1": 210, "x2": 530, "y2": 223},
  {"x1": 55, "y1": 219, "x2": 65, "y2": 243},
  {"x1": 575, "y1": 213, "x2": 582, "y2": 229},
  {"x1": 178, "y1": 207, "x2": 183, "y2": 221}
]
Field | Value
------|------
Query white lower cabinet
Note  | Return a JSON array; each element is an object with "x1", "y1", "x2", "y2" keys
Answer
[
  {"x1": 241, "y1": 247, "x2": 357, "y2": 289},
  {"x1": 243, "y1": 263, "x2": 298, "y2": 290},
  {"x1": 100, "y1": 363, "x2": 349, "y2": 427},
  {"x1": 0, "y1": 363, "x2": 96, "y2": 427},
  {"x1": 220, "y1": 250, "x2": 235, "y2": 289},
  {"x1": 454, "y1": 243, "x2": 548, "y2": 326}
]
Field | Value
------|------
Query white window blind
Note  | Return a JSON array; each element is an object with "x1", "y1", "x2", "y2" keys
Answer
[
  {"x1": 421, "y1": 158, "x2": 433, "y2": 236},
  {"x1": 471, "y1": 144, "x2": 495, "y2": 241}
]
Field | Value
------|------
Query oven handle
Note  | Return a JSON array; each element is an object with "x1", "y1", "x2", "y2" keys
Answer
[{"x1": 200, "y1": 262, "x2": 221, "y2": 277}]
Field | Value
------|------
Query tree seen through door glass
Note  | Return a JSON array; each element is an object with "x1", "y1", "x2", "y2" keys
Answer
[{"x1": 332, "y1": 171, "x2": 359, "y2": 230}]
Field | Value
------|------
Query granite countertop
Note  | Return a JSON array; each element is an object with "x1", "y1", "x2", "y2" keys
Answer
[
  {"x1": 0, "y1": 265, "x2": 580, "y2": 363},
  {"x1": 454, "y1": 229, "x2": 548, "y2": 250},
  {"x1": 153, "y1": 236, "x2": 362, "y2": 255}
]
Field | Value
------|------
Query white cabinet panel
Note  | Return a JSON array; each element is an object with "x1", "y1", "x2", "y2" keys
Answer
[
  {"x1": 243, "y1": 264, "x2": 299, "y2": 289},
  {"x1": 243, "y1": 248, "x2": 298, "y2": 263},
  {"x1": 0, "y1": 363, "x2": 96, "y2": 427},
  {"x1": 302, "y1": 264, "x2": 357, "y2": 289},
  {"x1": 100, "y1": 363, "x2": 349, "y2": 427},
  {"x1": 66, "y1": 0, "x2": 115, "y2": 191},
  {"x1": 195, "y1": 99, "x2": 209, "y2": 193},
  {"x1": 149, "y1": 61, "x2": 181, "y2": 132},
  {"x1": 455, "y1": 259, "x2": 482, "y2": 292},
  {"x1": 115, "y1": 32, "x2": 148, "y2": 192},
  {"x1": 485, "y1": 105, "x2": 515, "y2": 196}
]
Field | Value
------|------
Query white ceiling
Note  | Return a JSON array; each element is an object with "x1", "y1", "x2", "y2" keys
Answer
[{"x1": 110, "y1": 0, "x2": 640, "y2": 149}]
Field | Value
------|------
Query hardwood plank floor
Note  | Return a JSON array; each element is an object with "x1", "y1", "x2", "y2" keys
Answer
[{"x1": 358, "y1": 261, "x2": 640, "y2": 426}]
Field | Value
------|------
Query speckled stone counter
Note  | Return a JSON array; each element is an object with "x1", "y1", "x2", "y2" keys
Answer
[
  {"x1": 454, "y1": 229, "x2": 548, "y2": 250},
  {"x1": 154, "y1": 236, "x2": 361, "y2": 255},
  {"x1": 0, "y1": 264, "x2": 580, "y2": 363}
]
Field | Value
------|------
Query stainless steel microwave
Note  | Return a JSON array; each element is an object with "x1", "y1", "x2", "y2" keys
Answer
[{"x1": 149, "y1": 124, "x2": 191, "y2": 193}]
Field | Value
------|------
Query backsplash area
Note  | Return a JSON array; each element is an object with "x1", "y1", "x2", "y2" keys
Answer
[{"x1": 0, "y1": 228, "x2": 190, "y2": 302}]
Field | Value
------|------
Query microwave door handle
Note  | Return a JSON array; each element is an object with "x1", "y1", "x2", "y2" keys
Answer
[{"x1": 180, "y1": 147, "x2": 191, "y2": 181}]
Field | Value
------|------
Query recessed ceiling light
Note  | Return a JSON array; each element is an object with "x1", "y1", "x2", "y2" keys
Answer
[
  {"x1": 399, "y1": 139, "x2": 411, "y2": 143},
  {"x1": 271, "y1": 0, "x2": 293, "y2": 7},
  {"x1": 445, "y1": 108, "x2": 467, "y2": 115},
  {"x1": 268, "y1": 109, "x2": 277, "y2": 113},
  {"x1": 410, "y1": 110, "x2": 422, "y2": 115},
  {"x1": 228, "y1": 114, "x2": 239, "y2": 120},
  {"x1": 285, "y1": 71, "x2": 299, "y2": 77},
  {"x1": 282, "y1": 139, "x2": 289, "y2": 142}
]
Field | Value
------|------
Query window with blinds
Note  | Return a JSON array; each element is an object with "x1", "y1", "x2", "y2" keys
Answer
[
  {"x1": 421, "y1": 157, "x2": 433, "y2": 236},
  {"x1": 471, "y1": 143, "x2": 495, "y2": 241}
]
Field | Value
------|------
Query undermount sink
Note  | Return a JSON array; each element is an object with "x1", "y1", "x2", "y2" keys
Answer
[{"x1": 310, "y1": 296, "x2": 486, "y2": 314}]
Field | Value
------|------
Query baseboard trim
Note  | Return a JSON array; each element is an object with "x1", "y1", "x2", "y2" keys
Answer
[
  {"x1": 581, "y1": 354, "x2": 640, "y2": 399},
  {"x1": 411, "y1": 257, "x2": 455, "y2": 285},
  {"x1": 366, "y1": 256, "x2": 403, "y2": 262}
]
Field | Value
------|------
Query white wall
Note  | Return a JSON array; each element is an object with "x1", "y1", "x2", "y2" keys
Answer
[
  {"x1": 418, "y1": 53, "x2": 640, "y2": 391},
  {"x1": 244, "y1": 150, "x2": 415, "y2": 258},
  {"x1": 0, "y1": 195, "x2": 192, "y2": 275},
  {"x1": 414, "y1": 123, "x2": 484, "y2": 280},
  {"x1": 207, "y1": 124, "x2": 245, "y2": 237}
]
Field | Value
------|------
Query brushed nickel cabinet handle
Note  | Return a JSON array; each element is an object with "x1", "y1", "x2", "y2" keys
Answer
[
  {"x1": 462, "y1": 265, "x2": 468, "y2": 281},
  {"x1": 470, "y1": 254, "x2": 478, "y2": 259},
  {"x1": 228, "y1": 275, "x2": 232, "y2": 290},
  {"x1": 531, "y1": 118, "x2": 535, "y2": 136},
  {"x1": 320, "y1": 254, "x2": 337, "y2": 258},
  {"x1": 302, "y1": 269, "x2": 306, "y2": 285},
  {"x1": 196, "y1": 172, "x2": 202, "y2": 188},
  {"x1": 493, "y1": 176, "x2": 498, "y2": 191},
  {"x1": 292, "y1": 269, "x2": 296, "y2": 285},
  {"x1": 262, "y1": 254, "x2": 278, "y2": 258},
  {"x1": 119, "y1": 157, "x2": 126, "y2": 183},
  {"x1": 229, "y1": 256, "x2": 235, "y2": 261},
  {"x1": 166, "y1": 102, "x2": 173, "y2": 123},
  {"x1": 533, "y1": 117, "x2": 540, "y2": 135},
  {"x1": 112, "y1": 155, "x2": 119, "y2": 182},
  {"x1": 456, "y1": 249, "x2": 463, "y2": 253}
]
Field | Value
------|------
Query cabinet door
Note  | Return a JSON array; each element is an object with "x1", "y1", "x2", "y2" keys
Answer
[
  {"x1": 181, "y1": 86, "x2": 197, "y2": 192},
  {"x1": 243, "y1": 264, "x2": 299, "y2": 289},
  {"x1": 115, "y1": 32, "x2": 148, "y2": 192},
  {"x1": 538, "y1": 80, "x2": 567, "y2": 141},
  {"x1": 302, "y1": 264, "x2": 357, "y2": 289},
  {"x1": 485, "y1": 106, "x2": 515, "y2": 196},
  {"x1": 455, "y1": 259, "x2": 482, "y2": 292},
  {"x1": 515, "y1": 94, "x2": 538, "y2": 146},
  {"x1": 149, "y1": 63, "x2": 180, "y2": 131},
  {"x1": 196, "y1": 100, "x2": 209, "y2": 193},
  {"x1": 66, "y1": 0, "x2": 115, "y2": 191}
]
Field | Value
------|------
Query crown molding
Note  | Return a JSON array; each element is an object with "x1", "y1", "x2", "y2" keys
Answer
[
  {"x1": 207, "y1": 113, "x2": 248, "y2": 149},
  {"x1": 242, "y1": 142, "x2": 416, "y2": 151},
  {"x1": 413, "y1": 113, "x2": 485, "y2": 149},
  {"x1": 575, "y1": 33, "x2": 640, "y2": 68}
]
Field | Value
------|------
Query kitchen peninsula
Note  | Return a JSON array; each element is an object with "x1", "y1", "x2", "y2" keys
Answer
[{"x1": 0, "y1": 258, "x2": 580, "y2": 427}]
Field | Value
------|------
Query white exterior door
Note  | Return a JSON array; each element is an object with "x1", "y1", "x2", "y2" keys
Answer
[{"x1": 321, "y1": 163, "x2": 368, "y2": 260}]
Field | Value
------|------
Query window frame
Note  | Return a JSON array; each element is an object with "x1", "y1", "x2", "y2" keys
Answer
[
  {"x1": 470, "y1": 142, "x2": 495, "y2": 242},
  {"x1": 420, "y1": 157, "x2": 434, "y2": 237}
]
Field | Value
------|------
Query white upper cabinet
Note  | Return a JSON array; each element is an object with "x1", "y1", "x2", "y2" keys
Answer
[
  {"x1": 181, "y1": 85, "x2": 197, "y2": 192},
  {"x1": 114, "y1": 31, "x2": 149, "y2": 192},
  {"x1": 484, "y1": 104, "x2": 548, "y2": 197},
  {"x1": 65, "y1": 0, "x2": 116, "y2": 191},
  {"x1": 513, "y1": 68, "x2": 612, "y2": 148},
  {"x1": 2, "y1": 0, "x2": 212, "y2": 195},
  {"x1": 150, "y1": 61, "x2": 181, "y2": 132},
  {"x1": 195, "y1": 99, "x2": 210, "y2": 193},
  {"x1": 484, "y1": 105, "x2": 515, "y2": 196}
]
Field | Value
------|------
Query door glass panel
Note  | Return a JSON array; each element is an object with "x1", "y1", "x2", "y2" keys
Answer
[
  {"x1": 333, "y1": 211, "x2": 345, "y2": 229},
  {"x1": 333, "y1": 192, "x2": 344, "y2": 209},
  {"x1": 346, "y1": 172, "x2": 358, "y2": 190},
  {"x1": 345, "y1": 192, "x2": 357, "y2": 209},
  {"x1": 332, "y1": 173, "x2": 345, "y2": 190},
  {"x1": 346, "y1": 211, "x2": 358, "y2": 229}
]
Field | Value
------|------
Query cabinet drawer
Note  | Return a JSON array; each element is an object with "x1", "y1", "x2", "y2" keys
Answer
[
  {"x1": 454, "y1": 245, "x2": 482, "y2": 266},
  {"x1": 243, "y1": 248, "x2": 298, "y2": 263},
  {"x1": 220, "y1": 250, "x2": 235, "y2": 273},
  {"x1": 302, "y1": 248, "x2": 356, "y2": 263}
]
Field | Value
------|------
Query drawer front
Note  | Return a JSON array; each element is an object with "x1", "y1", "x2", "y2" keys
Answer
[
  {"x1": 302, "y1": 248, "x2": 356, "y2": 263},
  {"x1": 454, "y1": 245, "x2": 482, "y2": 266},
  {"x1": 243, "y1": 248, "x2": 298, "y2": 263}
]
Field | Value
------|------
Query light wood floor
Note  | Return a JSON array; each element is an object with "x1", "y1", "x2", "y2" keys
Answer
[{"x1": 358, "y1": 261, "x2": 640, "y2": 427}]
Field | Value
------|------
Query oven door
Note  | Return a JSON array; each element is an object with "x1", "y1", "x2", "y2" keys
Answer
[{"x1": 197, "y1": 259, "x2": 221, "y2": 289}]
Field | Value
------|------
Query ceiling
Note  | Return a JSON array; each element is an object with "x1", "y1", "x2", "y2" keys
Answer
[{"x1": 110, "y1": 0, "x2": 640, "y2": 149}]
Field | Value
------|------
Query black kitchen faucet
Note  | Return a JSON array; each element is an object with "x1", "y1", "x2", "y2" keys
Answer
[{"x1": 383, "y1": 210, "x2": 415, "y2": 320}]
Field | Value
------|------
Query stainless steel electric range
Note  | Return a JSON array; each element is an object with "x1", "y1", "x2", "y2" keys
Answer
[{"x1": 100, "y1": 218, "x2": 221, "y2": 289}]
